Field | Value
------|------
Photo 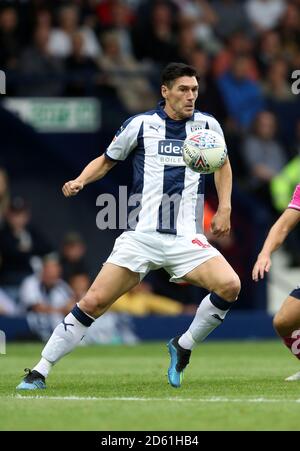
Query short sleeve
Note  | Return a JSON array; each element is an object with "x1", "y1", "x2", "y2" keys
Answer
[
  {"x1": 209, "y1": 117, "x2": 225, "y2": 141},
  {"x1": 288, "y1": 184, "x2": 300, "y2": 211},
  {"x1": 105, "y1": 115, "x2": 143, "y2": 162}
]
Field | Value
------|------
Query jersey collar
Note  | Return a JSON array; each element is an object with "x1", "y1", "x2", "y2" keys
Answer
[{"x1": 156, "y1": 100, "x2": 195, "y2": 122}]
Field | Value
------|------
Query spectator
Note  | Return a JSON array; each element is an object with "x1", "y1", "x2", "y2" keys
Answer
[
  {"x1": 241, "y1": 111, "x2": 287, "y2": 208},
  {"x1": 64, "y1": 31, "x2": 99, "y2": 96},
  {"x1": 48, "y1": 4, "x2": 101, "y2": 59},
  {"x1": 0, "y1": 196, "x2": 52, "y2": 301},
  {"x1": 0, "y1": 288, "x2": 17, "y2": 316},
  {"x1": 131, "y1": 1, "x2": 179, "y2": 64},
  {"x1": 177, "y1": 0, "x2": 220, "y2": 55},
  {"x1": 263, "y1": 58, "x2": 295, "y2": 102},
  {"x1": 276, "y1": 2, "x2": 300, "y2": 61},
  {"x1": 245, "y1": 0, "x2": 286, "y2": 34},
  {"x1": 217, "y1": 54, "x2": 265, "y2": 130},
  {"x1": 68, "y1": 272, "x2": 91, "y2": 302},
  {"x1": 111, "y1": 281, "x2": 184, "y2": 316},
  {"x1": 19, "y1": 254, "x2": 75, "y2": 341},
  {"x1": 60, "y1": 232, "x2": 88, "y2": 282},
  {"x1": 0, "y1": 6, "x2": 20, "y2": 69},
  {"x1": 34, "y1": 8, "x2": 53, "y2": 30},
  {"x1": 256, "y1": 30, "x2": 284, "y2": 76},
  {"x1": 17, "y1": 25, "x2": 64, "y2": 96},
  {"x1": 95, "y1": 0, "x2": 135, "y2": 30},
  {"x1": 0, "y1": 168, "x2": 10, "y2": 227},
  {"x1": 212, "y1": 0, "x2": 251, "y2": 40},
  {"x1": 96, "y1": 0, "x2": 134, "y2": 57},
  {"x1": 189, "y1": 47, "x2": 227, "y2": 122},
  {"x1": 99, "y1": 31, "x2": 157, "y2": 113},
  {"x1": 176, "y1": 18, "x2": 198, "y2": 63},
  {"x1": 213, "y1": 31, "x2": 259, "y2": 80}
]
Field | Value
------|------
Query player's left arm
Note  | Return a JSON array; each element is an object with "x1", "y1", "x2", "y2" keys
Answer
[{"x1": 211, "y1": 157, "x2": 232, "y2": 237}]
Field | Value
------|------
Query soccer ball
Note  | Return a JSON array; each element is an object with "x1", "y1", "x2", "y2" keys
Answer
[{"x1": 183, "y1": 129, "x2": 227, "y2": 174}]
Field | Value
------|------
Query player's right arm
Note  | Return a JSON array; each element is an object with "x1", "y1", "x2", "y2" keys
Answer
[
  {"x1": 252, "y1": 207, "x2": 300, "y2": 281},
  {"x1": 62, "y1": 155, "x2": 116, "y2": 197},
  {"x1": 63, "y1": 116, "x2": 142, "y2": 198}
]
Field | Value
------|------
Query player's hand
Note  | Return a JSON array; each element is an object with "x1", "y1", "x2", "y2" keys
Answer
[
  {"x1": 62, "y1": 180, "x2": 84, "y2": 197},
  {"x1": 252, "y1": 254, "x2": 272, "y2": 282},
  {"x1": 210, "y1": 209, "x2": 231, "y2": 237}
]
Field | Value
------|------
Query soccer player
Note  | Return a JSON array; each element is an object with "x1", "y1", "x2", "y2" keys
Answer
[
  {"x1": 17, "y1": 62, "x2": 240, "y2": 390},
  {"x1": 252, "y1": 184, "x2": 300, "y2": 381}
]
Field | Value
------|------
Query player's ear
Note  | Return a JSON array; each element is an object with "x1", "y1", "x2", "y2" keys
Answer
[{"x1": 161, "y1": 84, "x2": 168, "y2": 99}]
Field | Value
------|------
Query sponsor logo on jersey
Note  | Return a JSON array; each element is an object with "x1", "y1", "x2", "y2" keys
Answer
[
  {"x1": 149, "y1": 124, "x2": 161, "y2": 132},
  {"x1": 158, "y1": 140, "x2": 184, "y2": 166}
]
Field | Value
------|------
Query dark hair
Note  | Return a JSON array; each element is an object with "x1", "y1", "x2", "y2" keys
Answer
[{"x1": 161, "y1": 62, "x2": 198, "y2": 87}]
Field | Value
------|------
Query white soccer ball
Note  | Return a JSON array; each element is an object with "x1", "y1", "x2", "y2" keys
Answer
[{"x1": 183, "y1": 129, "x2": 227, "y2": 174}]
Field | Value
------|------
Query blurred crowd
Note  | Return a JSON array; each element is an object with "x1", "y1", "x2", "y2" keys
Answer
[
  {"x1": 0, "y1": 1, "x2": 299, "y2": 190},
  {"x1": 0, "y1": 0, "x2": 299, "y2": 111},
  {"x1": 0, "y1": 0, "x2": 300, "y2": 339}
]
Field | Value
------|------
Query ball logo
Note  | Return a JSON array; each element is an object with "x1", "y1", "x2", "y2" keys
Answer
[
  {"x1": 188, "y1": 132, "x2": 217, "y2": 149},
  {"x1": 195, "y1": 154, "x2": 209, "y2": 170}
]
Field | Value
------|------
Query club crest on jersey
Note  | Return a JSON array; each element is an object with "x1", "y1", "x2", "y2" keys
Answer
[
  {"x1": 190, "y1": 121, "x2": 209, "y2": 132},
  {"x1": 158, "y1": 140, "x2": 184, "y2": 166}
]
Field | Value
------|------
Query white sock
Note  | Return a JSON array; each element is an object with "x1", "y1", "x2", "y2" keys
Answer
[
  {"x1": 35, "y1": 305, "x2": 94, "y2": 377},
  {"x1": 33, "y1": 357, "x2": 53, "y2": 378},
  {"x1": 179, "y1": 293, "x2": 231, "y2": 350}
]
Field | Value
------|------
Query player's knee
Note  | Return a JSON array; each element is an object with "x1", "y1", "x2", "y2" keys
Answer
[
  {"x1": 80, "y1": 288, "x2": 112, "y2": 316},
  {"x1": 273, "y1": 313, "x2": 293, "y2": 337},
  {"x1": 218, "y1": 275, "x2": 241, "y2": 302}
]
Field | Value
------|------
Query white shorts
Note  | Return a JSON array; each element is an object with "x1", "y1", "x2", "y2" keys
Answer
[{"x1": 106, "y1": 231, "x2": 221, "y2": 283}]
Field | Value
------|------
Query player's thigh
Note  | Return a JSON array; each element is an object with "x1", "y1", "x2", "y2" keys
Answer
[
  {"x1": 273, "y1": 295, "x2": 300, "y2": 335},
  {"x1": 80, "y1": 263, "x2": 140, "y2": 314},
  {"x1": 183, "y1": 255, "x2": 240, "y2": 299}
]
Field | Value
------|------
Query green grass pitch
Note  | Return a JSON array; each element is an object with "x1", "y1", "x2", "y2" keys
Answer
[{"x1": 1, "y1": 341, "x2": 300, "y2": 431}]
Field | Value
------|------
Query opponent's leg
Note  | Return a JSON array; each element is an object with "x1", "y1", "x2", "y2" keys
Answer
[
  {"x1": 272, "y1": 290, "x2": 300, "y2": 381},
  {"x1": 16, "y1": 263, "x2": 140, "y2": 390},
  {"x1": 168, "y1": 255, "x2": 240, "y2": 387}
]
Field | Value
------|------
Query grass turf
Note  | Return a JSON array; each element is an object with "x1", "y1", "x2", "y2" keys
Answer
[{"x1": 1, "y1": 341, "x2": 300, "y2": 431}]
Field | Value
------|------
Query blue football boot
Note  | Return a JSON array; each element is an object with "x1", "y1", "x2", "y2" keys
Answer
[
  {"x1": 167, "y1": 337, "x2": 191, "y2": 388},
  {"x1": 16, "y1": 368, "x2": 46, "y2": 390}
]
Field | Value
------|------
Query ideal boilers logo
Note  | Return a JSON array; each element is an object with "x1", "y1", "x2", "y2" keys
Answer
[{"x1": 158, "y1": 140, "x2": 184, "y2": 166}]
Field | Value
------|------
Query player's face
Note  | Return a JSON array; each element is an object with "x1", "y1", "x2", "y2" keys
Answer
[{"x1": 162, "y1": 76, "x2": 199, "y2": 120}]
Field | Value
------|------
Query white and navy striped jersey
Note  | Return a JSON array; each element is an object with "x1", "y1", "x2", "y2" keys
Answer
[{"x1": 105, "y1": 101, "x2": 226, "y2": 236}]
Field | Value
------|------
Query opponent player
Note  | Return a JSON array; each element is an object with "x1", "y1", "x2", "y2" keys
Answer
[
  {"x1": 252, "y1": 184, "x2": 300, "y2": 381},
  {"x1": 17, "y1": 62, "x2": 240, "y2": 390}
]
